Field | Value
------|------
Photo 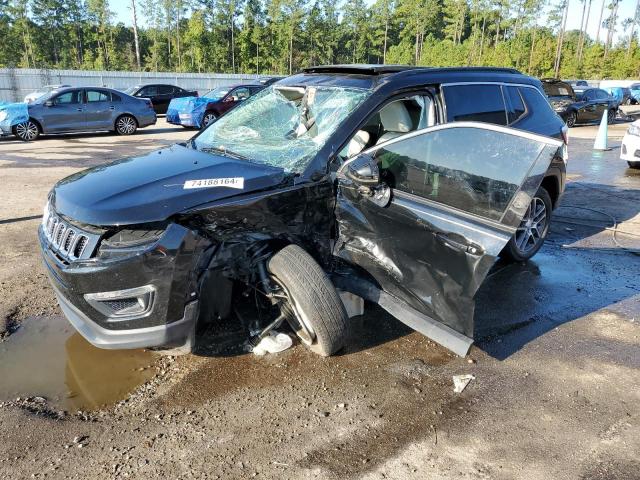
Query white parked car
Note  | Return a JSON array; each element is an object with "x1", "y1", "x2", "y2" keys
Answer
[
  {"x1": 621, "y1": 120, "x2": 640, "y2": 168},
  {"x1": 24, "y1": 84, "x2": 71, "y2": 104}
]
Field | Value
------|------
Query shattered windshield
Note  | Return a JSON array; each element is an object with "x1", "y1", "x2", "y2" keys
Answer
[
  {"x1": 204, "y1": 87, "x2": 230, "y2": 100},
  {"x1": 194, "y1": 85, "x2": 370, "y2": 173}
]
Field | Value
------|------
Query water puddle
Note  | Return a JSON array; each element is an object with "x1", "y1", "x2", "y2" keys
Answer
[{"x1": 0, "y1": 315, "x2": 157, "y2": 411}]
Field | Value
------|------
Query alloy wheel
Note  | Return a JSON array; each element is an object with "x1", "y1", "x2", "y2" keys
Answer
[
  {"x1": 202, "y1": 113, "x2": 216, "y2": 127},
  {"x1": 15, "y1": 121, "x2": 38, "y2": 141},
  {"x1": 566, "y1": 112, "x2": 576, "y2": 128},
  {"x1": 116, "y1": 116, "x2": 136, "y2": 135},
  {"x1": 514, "y1": 196, "x2": 547, "y2": 255}
]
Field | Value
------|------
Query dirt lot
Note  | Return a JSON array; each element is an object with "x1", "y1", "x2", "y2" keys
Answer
[{"x1": 0, "y1": 119, "x2": 639, "y2": 480}]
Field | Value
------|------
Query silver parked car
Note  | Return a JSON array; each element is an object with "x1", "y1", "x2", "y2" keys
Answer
[
  {"x1": 13, "y1": 87, "x2": 157, "y2": 141},
  {"x1": 23, "y1": 84, "x2": 71, "y2": 103}
]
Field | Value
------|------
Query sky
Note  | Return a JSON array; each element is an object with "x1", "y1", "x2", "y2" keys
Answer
[{"x1": 110, "y1": 0, "x2": 636, "y2": 44}]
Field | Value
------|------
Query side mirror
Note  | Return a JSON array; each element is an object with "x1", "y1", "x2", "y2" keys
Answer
[
  {"x1": 345, "y1": 154, "x2": 379, "y2": 186},
  {"x1": 44, "y1": 100, "x2": 54, "y2": 107}
]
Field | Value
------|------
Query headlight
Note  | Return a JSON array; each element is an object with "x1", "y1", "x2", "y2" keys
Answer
[
  {"x1": 628, "y1": 124, "x2": 640, "y2": 136},
  {"x1": 97, "y1": 223, "x2": 167, "y2": 260},
  {"x1": 0, "y1": 111, "x2": 7, "y2": 122}
]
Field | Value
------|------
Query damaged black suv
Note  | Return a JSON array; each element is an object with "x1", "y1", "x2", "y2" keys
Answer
[{"x1": 40, "y1": 65, "x2": 567, "y2": 358}]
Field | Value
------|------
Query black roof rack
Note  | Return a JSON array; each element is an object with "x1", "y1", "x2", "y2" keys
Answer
[
  {"x1": 302, "y1": 64, "x2": 522, "y2": 76},
  {"x1": 302, "y1": 64, "x2": 418, "y2": 75}
]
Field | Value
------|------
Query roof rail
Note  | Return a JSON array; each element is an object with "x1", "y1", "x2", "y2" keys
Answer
[{"x1": 302, "y1": 64, "x2": 523, "y2": 76}]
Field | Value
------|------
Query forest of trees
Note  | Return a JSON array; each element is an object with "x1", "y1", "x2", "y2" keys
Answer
[{"x1": 0, "y1": 0, "x2": 639, "y2": 79}]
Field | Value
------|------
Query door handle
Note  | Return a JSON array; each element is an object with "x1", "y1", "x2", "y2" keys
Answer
[
  {"x1": 109, "y1": 106, "x2": 115, "y2": 110},
  {"x1": 436, "y1": 232, "x2": 481, "y2": 255},
  {"x1": 76, "y1": 108, "x2": 83, "y2": 112}
]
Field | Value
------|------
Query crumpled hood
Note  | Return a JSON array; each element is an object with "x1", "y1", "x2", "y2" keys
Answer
[{"x1": 51, "y1": 144, "x2": 285, "y2": 226}]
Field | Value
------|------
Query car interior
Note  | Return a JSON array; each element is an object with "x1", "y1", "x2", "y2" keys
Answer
[{"x1": 340, "y1": 95, "x2": 435, "y2": 159}]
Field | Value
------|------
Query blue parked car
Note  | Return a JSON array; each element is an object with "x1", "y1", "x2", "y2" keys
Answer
[
  {"x1": 0, "y1": 86, "x2": 157, "y2": 141},
  {"x1": 166, "y1": 83, "x2": 265, "y2": 129}
]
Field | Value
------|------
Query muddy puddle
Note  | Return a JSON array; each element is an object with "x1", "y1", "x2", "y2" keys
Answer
[{"x1": 0, "y1": 315, "x2": 157, "y2": 411}]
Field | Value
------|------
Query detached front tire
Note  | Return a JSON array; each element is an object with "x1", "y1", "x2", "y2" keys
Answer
[
  {"x1": 268, "y1": 244, "x2": 348, "y2": 357},
  {"x1": 501, "y1": 186, "x2": 552, "y2": 262},
  {"x1": 115, "y1": 114, "x2": 138, "y2": 135}
]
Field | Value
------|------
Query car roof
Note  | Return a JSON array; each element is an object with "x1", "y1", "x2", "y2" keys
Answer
[
  {"x1": 283, "y1": 64, "x2": 540, "y2": 91},
  {"x1": 303, "y1": 64, "x2": 521, "y2": 75}
]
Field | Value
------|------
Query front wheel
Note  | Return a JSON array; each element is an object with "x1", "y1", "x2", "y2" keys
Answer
[
  {"x1": 201, "y1": 111, "x2": 217, "y2": 129},
  {"x1": 607, "y1": 109, "x2": 616, "y2": 124},
  {"x1": 565, "y1": 111, "x2": 577, "y2": 128},
  {"x1": 267, "y1": 244, "x2": 349, "y2": 357},
  {"x1": 13, "y1": 120, "x2": 40, "y2": 141},
  {"x1": 628, "y1": 161, "x2": 640, "y2": 169},
  {"x1": 115, "y1": 115, "x2": 138, "y2": 135},
  {"x1": 500, "y1": 187, "x2": 552, "y2": 262}
]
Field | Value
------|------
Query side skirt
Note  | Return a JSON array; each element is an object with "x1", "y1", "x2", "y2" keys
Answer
[{"x1": 332, "y1": 275, "x2": 473, "y2": 357}]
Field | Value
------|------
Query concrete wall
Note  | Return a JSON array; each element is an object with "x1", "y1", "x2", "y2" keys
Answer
[{"x1": 0, "y1": 68, "x2": 267, "y2": 102}]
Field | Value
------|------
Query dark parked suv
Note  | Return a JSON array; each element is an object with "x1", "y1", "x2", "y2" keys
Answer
[
  {"x1": 40, "y1": 65, "x2": 567, "y2": 359},
  {"x1": 123, "y1": 84, "x2": 198, "y2": 114}
]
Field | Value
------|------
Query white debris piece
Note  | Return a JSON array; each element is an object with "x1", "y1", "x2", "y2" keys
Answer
[
  {"x1": 252, "y1": 332, "x2": 293, "y2": 356},
  {"x1": 452, "y1": 374, "x2": 475, "y2": 393}
]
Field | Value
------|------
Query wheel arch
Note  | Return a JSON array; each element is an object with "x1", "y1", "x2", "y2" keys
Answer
[{"x1": 540, "y1": 174, "x2": 560, "y2": 209}]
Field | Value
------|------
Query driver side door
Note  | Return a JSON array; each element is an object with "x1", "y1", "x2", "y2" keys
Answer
[
  {"x1": 41, "y1": 90, "x2": 85, "y2": 133},
  {"x1": 334, "y1": 123, "x2": 562, "y2": 348}
]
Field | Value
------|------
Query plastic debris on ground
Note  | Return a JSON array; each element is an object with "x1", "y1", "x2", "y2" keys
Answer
[
  {"x1": 0, "y1": 102, "x2": 29, "y2": 134},
  {"x1": 452, "y1": 374, "x2": 475, "y2": 393},
  {"x1": 166, "y1": 97, "x2": 210, "y2": 128},
  {"x1": 251, "y1": 331, "x2": 293, "y2": 356}
]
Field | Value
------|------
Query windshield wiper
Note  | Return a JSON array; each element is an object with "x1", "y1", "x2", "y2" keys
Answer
[{"x1": 199, "y1": 146, "x2": 249, "y2": 161}]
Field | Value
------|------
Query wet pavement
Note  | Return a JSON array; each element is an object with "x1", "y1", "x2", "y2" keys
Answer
[
  {"x1": 0, "y1": 316, "x2": 157, "y2": 411},
  {"x1": 0, "y1": 120, "x2": 638, "y2": 479}
]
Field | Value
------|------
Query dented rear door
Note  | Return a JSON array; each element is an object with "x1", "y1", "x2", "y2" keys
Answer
[{"x1": 334, "y1": 122, "x2": 563, "y2": 341}]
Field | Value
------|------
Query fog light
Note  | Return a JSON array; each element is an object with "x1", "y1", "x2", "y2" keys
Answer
[{"x1": 84, "y1": 285, "x2": 155, "y2": 322}]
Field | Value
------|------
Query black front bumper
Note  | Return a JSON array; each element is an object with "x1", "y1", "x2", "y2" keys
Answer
[{"x1": 39, "y1": 222, "x2": 209, "y2": 350}]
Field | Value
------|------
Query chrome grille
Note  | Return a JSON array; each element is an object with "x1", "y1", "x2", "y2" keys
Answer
[{"x1": 42, "y1": 206, "x2": 99, "y2": 262}]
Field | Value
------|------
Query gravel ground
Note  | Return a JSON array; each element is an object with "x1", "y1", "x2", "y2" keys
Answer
[{"x1": 0, "y1": 119, "x2": 638, "y2": 480}]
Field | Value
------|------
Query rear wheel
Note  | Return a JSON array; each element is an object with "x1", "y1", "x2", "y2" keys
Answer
[
  {"x1": 565, "y1": 111, "x2": 577, "y2": 128},
  {"x1": 267, "y1": 244, "x2": 348, "y2": 357},
  {"x1": 607, "y1": 109, "x2": 616, "y2": 124},
  {"x1": 201, "y1": 111, "x2": 217, "y2": 129},
  {"x1": 628, "y1": 161, "x2": 640, "y2": 169},
  {"x1": 115, "y1": 115, "x2": 137, "y2": 135},
  {"x1": 13, "y1": 120, "x2": 40, "y2": 141},
  {"x1": 501, "y1": 186, "x2": 552, "y2": 262}
]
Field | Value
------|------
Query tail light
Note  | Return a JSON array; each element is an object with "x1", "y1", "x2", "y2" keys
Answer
[{"x1": 144, "y1": 99, "x2": 154, "y2": 110}]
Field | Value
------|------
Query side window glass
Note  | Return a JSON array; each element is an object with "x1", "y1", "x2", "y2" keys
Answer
[
  {"x1": 86, "y1": 90, "x2": 109, "y2": 102},
  {"x1": 235, "y1": 88, "x2": 250, "y2": 100},
  {"x1": 139, "y1": 86, "x2": 157, "y2": 97},
  {"x1": 110, "y1": 92, "x2": 122, "y2": 102},
  {"x1": 53, "y1": 91, "x2": 80, "y2": 105},
  {"x1": 372, "y1": 126, "x2": 545, "y2": 220},
  {"x1": 505, "y1": 86, "x2": 527, "y2": 125},
  {"x1": 443, "y1": 84, "x2": 508, "y2": 125},
  {"x1": 597, "y1": 90, "x2": 608, "y2": 100},
  {"x1": 158, "y1": 85, "x2": 174, "y2": 95},
  {"x1": 519, "y1": 87, "x2": 557, "y2": 122}
]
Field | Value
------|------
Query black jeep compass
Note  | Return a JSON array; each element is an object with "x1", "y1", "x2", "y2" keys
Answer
[{"x1": 39, "y1": 65, "x2": 567, "y2": 358}]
